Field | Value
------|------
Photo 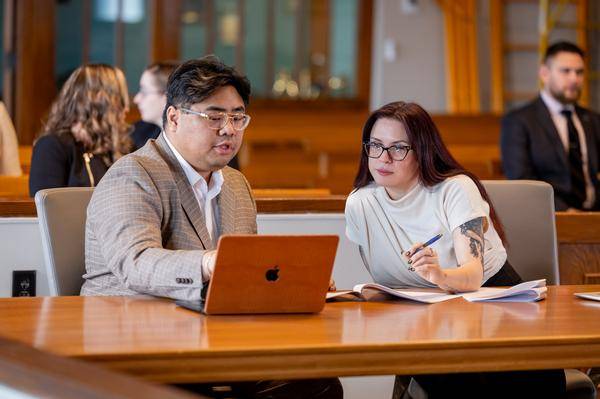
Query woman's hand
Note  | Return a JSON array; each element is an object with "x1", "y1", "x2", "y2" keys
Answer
[{"x1": 404, "y1": 243, "x2": 447, "y2": 288}]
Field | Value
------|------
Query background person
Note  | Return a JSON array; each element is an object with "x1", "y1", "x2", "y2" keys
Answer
[
  {"x1": 501, "y1": 41, "x2": 600, "y2": 211},
  {"x1": 131, "y1": 61, "x2": 178, "y2": 149},
  {"x1": 29, "y1": 64, "x2": 131, "y2": 197}
]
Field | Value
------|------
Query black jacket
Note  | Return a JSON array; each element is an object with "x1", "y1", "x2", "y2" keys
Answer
[
  {"x1": 131, "y1": 121, "x2": 161, "y2": 150},
  {"x1": 29, "y1": 134, "x2": 112, "y2": 197},
  {"x1": 500, "y1": 96, "x2": 600, "y2": 210}
]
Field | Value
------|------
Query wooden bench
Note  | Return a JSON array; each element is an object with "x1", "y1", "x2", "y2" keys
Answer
[
  {"x1": 556, "y1": 212, "x2": 600, "y2": 285},
  {"x1": 0, "y1": 175, "x2": 29, "y2": 197},
  {"x1": 18, "y1": 145, "x2": 32, "y2": 174},
  {"x1": 242, "y1": 110, "x2": 504, "y2": 194},
  {"x1": 14, "y1": 115, "x2": 504, "y2": 195}
]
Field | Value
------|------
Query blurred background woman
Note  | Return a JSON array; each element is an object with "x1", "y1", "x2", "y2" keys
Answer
[{"x1": 29, "y1": 64, "x2": 131, "y2": 197}]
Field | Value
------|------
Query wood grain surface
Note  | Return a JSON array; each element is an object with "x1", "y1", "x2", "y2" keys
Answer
[{"x1": 1, "y1": 286, "x2": 600, "y2": 383}]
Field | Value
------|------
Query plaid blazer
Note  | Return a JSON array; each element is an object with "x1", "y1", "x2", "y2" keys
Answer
[{"x1": 81, "y1": 133, "x2": 257, "y2": 300}]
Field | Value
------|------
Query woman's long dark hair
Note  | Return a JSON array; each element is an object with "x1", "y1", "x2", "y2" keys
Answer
[{"x1": 353, "y1": 101, "x2": 506, "y2": 244}]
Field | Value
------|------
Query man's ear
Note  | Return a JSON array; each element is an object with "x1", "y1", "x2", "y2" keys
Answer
[{"x1": 165, "y1": 106, "x2": 179, "y2": 132}]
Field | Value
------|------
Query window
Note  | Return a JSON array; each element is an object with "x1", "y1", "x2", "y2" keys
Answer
[
  {"x1": 179, "y1": 0, "x2": 363, "y2": 100},
  {"x1": 55, "y1": 0, "x2": 150, "y2": 93}
]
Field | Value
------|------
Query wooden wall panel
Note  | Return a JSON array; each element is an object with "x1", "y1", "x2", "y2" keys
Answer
[
  {"x1": 556, "y1": 212, "x2": 600, "y2": 285},
  {"x1": 14, "y1": 0, "x2": 56, "y2": 145},
  {"x1": 356, "y1": 0, "x2": 372, "y2": 105},
  {"x1": 489, "y1": 0, "x2": 504, "y2": 113},
  {"x1": 150, "y1": 0, "x2": 182, "y2": 62},
  {"x1": 559, "y1": 244, "x2": 600, "y2": 285},
  {"x1": 440, "y1": 0, "x2": 480, "y2": 113}
]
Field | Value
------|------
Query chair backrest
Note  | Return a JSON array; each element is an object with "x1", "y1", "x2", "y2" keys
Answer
[
  {"x1": 35, "y1": 187, "x2": 94, "y2": 296},
  {"x1": 482, "y1": 180, "x2": 559, "y2": 284}
]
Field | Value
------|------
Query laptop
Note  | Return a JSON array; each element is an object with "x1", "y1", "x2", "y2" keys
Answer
[{"x1": 176, "y1": 234, "x2": 339, "y2": 315}]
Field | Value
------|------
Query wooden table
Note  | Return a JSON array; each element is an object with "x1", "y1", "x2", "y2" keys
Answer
[{"x1": 1, "y1": 285, "x2": 600, "y2": 383}]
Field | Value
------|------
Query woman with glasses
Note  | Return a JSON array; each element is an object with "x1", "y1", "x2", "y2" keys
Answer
[
  {"x1": 344, "y1": 101, "x2": 565, "y2": 397},
  {"x1": 29, "y1": 64, "x2": 132, "y2": 197}
]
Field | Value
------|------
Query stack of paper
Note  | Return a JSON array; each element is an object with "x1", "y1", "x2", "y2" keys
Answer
[
  {"x1": 461, "y1": 279, "x2": 547, "y2": 302},
  {"x1": 327, "y1": 279, "x2": 548, "y2": 304},
  {"x1": 326, "y1": 283, "x2": 460, "y2": 304}
]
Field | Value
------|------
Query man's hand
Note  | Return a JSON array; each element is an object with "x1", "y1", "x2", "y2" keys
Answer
[
  {"x1": 201, "y1": 250, "x2": 217, "y2": 282},
  {"x1": 328, "y1": 279, "x2": 336, "y2": 291}
]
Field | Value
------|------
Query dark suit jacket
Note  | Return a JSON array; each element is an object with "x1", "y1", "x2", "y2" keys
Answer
[
  {"x1": 500, "y1": 96, "x2": 600, "y2": 210},
  {"x1": 29, "y1": 134, "x2": 112, "y2": 197}
]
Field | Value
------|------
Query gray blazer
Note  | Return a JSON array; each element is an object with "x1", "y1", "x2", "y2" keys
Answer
[{"x1": 81, "y1": 133, "x2": 257, "y2": 300}]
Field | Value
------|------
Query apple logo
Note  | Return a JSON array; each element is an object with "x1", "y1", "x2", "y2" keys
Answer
[{"x1": 265, "y1": 266, "x2": 280, "y2": 282}]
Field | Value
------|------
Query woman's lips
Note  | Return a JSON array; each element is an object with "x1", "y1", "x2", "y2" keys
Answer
[{"x1": 375, "y1": 169, "x2": 393, "y2": 176}]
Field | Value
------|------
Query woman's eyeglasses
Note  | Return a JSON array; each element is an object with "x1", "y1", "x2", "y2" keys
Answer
[{"x1": 363, "y1": 142, "x2": 411, "y2": 161}]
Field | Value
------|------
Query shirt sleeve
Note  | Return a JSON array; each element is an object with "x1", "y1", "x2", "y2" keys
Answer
[
  {"x1": 443, "y1": 176, "x2": 489, "y2": 233},
  {"x1": 344, "y1": 192, "x2": 363, "y2": 246}
]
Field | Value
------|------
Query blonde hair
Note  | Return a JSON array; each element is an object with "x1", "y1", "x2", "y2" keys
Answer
[{"x1": 42, "y1": 64, "x2": 131, "y2": 157}]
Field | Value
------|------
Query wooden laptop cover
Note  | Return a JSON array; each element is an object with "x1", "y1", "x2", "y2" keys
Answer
[{"x1": 204, "y1": 235, "x2": 339, "y2": 315}]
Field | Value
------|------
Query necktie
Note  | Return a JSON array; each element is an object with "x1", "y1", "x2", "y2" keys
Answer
[{"x1": 560, "y1": 109, "x2": 586, "y2": 208}]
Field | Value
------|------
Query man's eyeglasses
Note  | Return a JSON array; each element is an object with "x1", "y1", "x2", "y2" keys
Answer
[
  {"x1": 363, "y1": 141, "x2": 412, "y2": 161},
  {"x1": 180, "y1": 108, "x2": 251, "y2": 131}
]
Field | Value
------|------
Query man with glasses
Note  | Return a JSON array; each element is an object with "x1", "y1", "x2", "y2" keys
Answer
[
  {"x1": 82, "y1": 56, "x2": 343, "y2": 398},
  {"x1": 132, "y1": 60, "x2": 240, "y2": 169}
]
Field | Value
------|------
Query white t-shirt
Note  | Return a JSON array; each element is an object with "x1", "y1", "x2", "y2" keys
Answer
[{"x1": 345, "y1": 175, "x2": 507, "y2": 288}]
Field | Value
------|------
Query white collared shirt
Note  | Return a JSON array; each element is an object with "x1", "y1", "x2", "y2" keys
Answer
[
  {"x1": 163, "y1": 133, "x2": 223, "y2": 244},
  {"x1": 540, "y1": 90, "x2": 594, "y2": 209}
]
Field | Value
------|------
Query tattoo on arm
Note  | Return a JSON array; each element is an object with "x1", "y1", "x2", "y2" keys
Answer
[{"x1": 459, "y1": 217, "x2": 485, "y2": 261}]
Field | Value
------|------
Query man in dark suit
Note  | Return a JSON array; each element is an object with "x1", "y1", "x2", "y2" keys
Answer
[{"x1": 501, "y1": 41, "x2": 600, "y2": 211}]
